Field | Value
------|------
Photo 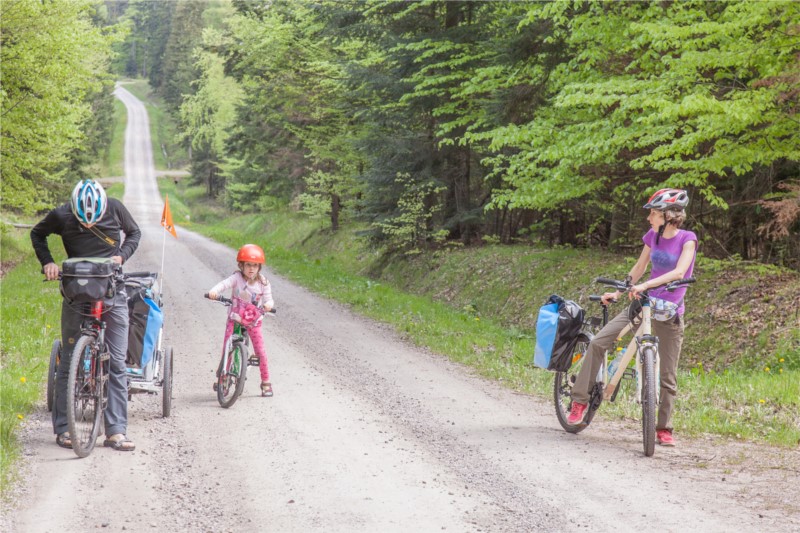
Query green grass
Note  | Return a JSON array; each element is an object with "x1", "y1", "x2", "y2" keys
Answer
[
  {"x1": 118, "y1": 79, "x2": 188, "y2": 171},
  {"x1": 0, "y1": 228, "x2": 64, "y2": 493},
  {"x1": 162, "y1": 178, "x2": 800, "y2": 448}
]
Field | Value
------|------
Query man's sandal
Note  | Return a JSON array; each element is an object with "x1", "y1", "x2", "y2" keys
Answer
[
  {"x1": 261, "y1": 382, "x2": 273, "y2": 397},
  {"x1": 56, "y1": 432, "x2": 72, "y2": 449},
  {"x1": 103, "y1": 434, "x2": 135, "y2": 452}
]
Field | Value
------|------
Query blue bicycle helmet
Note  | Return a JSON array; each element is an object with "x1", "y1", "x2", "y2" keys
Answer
[{"x1": 70, "y1": 179, "x2": 107, "y2": 225}]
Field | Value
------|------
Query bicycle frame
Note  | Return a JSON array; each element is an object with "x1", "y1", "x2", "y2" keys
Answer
[
  {"x1": 602, "y1": 297, "x2": 657, "y2": 404},
  {"x1": 79, "y1": 301, "x2": 107, "y2": 395}
]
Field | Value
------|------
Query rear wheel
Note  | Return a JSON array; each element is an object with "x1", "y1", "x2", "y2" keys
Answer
[
  {"x1": 554, "y1": 341, "x2": 596, "y2": 433},
  {"x1": 47, "y1": 339, "x2": 61, "y2": 412},
  {"x1": 67, "y1": 335, "x2": 103, "y2": 458},
  {"x1": 161, "y1": 347, "x2": 173, "y2": 417},
  {"x1": 641, "y1": 346, "x2": 657, "y2": 457},
  {"x1": 217, "y1": 342, "x2": 247, "y2": 408}
]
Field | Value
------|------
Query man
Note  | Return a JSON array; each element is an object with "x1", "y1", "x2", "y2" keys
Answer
[{"x1": 31, "y1": 179, "x2": 141, "y2": 451}]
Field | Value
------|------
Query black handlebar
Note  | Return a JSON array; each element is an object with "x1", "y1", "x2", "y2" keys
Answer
[{"x1": 595, "y1": 276, "x2": 695, "y2": 293}]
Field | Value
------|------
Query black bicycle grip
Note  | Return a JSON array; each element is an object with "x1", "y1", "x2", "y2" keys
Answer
[
  {"x1": 595, "y1": 277, "x2": 624, "y2": 286},
  {"x1": 126, "y1": 271, "x2": 157, "y2": 278}
]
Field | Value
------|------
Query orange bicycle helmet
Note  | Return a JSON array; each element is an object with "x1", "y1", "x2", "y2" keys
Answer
[{"x1": 236, "y1": 244, "x2": 265, "y2": 264}]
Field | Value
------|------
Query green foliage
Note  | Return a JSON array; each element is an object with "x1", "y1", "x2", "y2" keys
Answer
[
  {"x1": 0, "y1": 0, "x2": 122, "y2": 213},
  {"x1": 373, "y1": 173, "x2": 449, "y2": 255}
]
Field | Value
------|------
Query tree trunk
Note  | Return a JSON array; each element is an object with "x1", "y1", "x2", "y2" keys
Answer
[{"x1": 330, "y1": 194, "x2": 340, "y2": 232}]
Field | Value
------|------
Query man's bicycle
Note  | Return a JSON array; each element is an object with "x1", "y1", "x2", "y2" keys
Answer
[
  {"x1": 204, "y1": 294, "x2": 275, "y2": 408},
  {"x1": 57, "y1": 260, "x2": 129, "y2": 458},
  {"x1": 554, "y1": 276, "x2": 695, "y2": 456}
]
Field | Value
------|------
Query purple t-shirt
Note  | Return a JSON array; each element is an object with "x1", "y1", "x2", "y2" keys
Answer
[{"x1": 642, "y1": 229, "x2": 697, "y2": 315}]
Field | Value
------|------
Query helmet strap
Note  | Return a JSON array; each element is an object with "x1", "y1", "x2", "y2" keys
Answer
[{"x1": 656, "y1": 223, "x2": 666, "y2": 245}]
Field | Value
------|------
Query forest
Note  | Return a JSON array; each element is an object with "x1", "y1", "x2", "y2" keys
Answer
[{"x1": 2, "y1": 0, "x2": 799, "y2": 268}]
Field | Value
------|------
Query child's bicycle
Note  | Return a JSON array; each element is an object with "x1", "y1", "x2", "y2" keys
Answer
[
  {"x1": 554, "y1": 276, "x2": 695, "y2": 457},
  {"x1": 203, "y1": 294, "x2": 276, "y2": 408}
]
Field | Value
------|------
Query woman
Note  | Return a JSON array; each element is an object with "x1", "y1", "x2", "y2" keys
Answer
[{"x1": 567, "y1": 188, "x2": 697, "y2": 446}]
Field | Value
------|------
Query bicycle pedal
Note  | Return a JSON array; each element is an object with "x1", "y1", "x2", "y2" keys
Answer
[
  {"x1": 623, "y1": 368, "x2": 637, "y2": 380},
  {"x1": 247, "y1": 357, "x2": 260, "y2": 367}
]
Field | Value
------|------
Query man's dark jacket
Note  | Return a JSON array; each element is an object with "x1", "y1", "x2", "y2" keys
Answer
[{"x1": 31, "y1": 198, "x2": 141, "y2": 266}]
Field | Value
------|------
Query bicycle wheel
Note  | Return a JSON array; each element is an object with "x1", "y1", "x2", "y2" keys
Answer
[
  {"x1": 640, "y1": 346, "x2": 657, "y2": 457},
  {"x1": 161, "y1": 347, "x2": 173, "y2": 418},
  {"x1": 554, "y1": 341, "x2": 596, "y2": 433},
  {"x1": 217, "y1": 341, "x2": 247, "y2": 408},
  {"x1": 67, "y1": 335, "x2": 103, "y2": 458},
  {"x1": 47, "y1": 339, "x2": 61, "y2": 412}
]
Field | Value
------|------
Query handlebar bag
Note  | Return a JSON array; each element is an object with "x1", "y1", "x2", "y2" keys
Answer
[
  {"x1": 229, "y1": 299, "x2": 261, "y2": 327},
  {"x1": 60, "y1": 258, "x2": 116, "y2": 303},
  {"x1": 534, "y1": 295, "x2": 585, "y2": 371}
]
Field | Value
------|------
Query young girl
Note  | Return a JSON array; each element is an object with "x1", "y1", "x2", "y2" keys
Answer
[
  {"x1": 567, "y1": 188, "x2": 697, "y2": 446},
  {"x1": 208, "y1": 244, "x2": 275, "y2": 397}
]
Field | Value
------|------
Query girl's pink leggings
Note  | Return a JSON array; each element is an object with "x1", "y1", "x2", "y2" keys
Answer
[{"x1": 223, "y1": 320, "x2": 269, "y2": 382}]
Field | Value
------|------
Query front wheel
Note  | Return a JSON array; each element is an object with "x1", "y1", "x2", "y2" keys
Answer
[
  {"x1": 67, "y1": 335, "x2": 103, "y2": 458},
  {"x1": 641, "y1": 346, "x2": 657, "y2": 457},
  {"x1": 161, "y1": 347, "x2": 173, "y2": 418},
  {"x1": 47, "y1": 339, "x2": 61, "y2": 412},
  {"x1": 217, "y1": 341, "x2": 247, "y2": 408},
  {"x1": 554, "y1": 341, "x2": 597, "y2": 433}
]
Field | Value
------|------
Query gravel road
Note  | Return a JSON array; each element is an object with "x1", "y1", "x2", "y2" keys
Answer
[{"x1": 3, "y1": 85, "x2": 798, "y2": 533}]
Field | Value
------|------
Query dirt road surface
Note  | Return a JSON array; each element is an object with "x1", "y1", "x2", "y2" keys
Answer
[{"x1": 4, "y1": 86, "x2": 799, "y2": 533}]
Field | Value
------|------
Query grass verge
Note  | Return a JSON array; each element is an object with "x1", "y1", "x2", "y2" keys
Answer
[{"x1": 0, "y1": 228, "x2": 64, "y2": 494}]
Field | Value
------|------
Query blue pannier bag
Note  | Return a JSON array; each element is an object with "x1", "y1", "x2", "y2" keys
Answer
[
  {"x1": 534, "y1": 295, "x2": 585, "y2": 371},
  {"x1": 126, "y1": 277, "x2": 163, "y2": 368}
]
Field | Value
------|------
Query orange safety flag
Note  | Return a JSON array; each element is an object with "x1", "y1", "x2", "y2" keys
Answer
[{"x1": 161, "y1": 194, "x2": 178, "y2": 238}]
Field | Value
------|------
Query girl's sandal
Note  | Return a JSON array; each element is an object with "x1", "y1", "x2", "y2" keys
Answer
[{"x1": 261, "y1": 382, "x2": 273, "y2": 397}]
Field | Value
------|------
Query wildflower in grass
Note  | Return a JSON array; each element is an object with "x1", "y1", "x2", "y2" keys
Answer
[
  {"x1": 474, "y1": 317, "x2": 480, "y2": 321},
  {"x1": 17, "y1": 414, "x2": 23, "y2": 420},
  {"x1": 779, "y1": 358, "x2": 784, "y2": 363},
  {"x1": 759, "y1": 399, "x2": 766, "y2": 404},
  {"x1": 764, "y1": 366, "x2": 770, "y2": 372},
  {"x1": 779, "y1": 368, "x2": 783, "y2": 373},
  {"x1": 20, "y1": 376, "x2": 26, "y2": 383}
]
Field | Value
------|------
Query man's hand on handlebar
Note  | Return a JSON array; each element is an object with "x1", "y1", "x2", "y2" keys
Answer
[{"x1": 43, "y1": 262, "x2": 59, "y2": 281}]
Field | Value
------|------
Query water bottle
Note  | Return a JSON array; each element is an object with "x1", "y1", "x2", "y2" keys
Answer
[
  {"x1": 608, "y1": 347, "x2": 625, "y2": 380},
  {"x1": 607, "y1": 358, "x2": 619, "y2": 380},
  {"x1": 84, "y1": 357, "x2": 91, "y2": 374}
]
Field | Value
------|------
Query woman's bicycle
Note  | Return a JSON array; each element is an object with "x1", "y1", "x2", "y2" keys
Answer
[
  {"x1": 554, "y1": 276, "x2": 695, "y2": 456},
  {"x1": 204, "y1": 294, "x2": 275, "y2": 408}
]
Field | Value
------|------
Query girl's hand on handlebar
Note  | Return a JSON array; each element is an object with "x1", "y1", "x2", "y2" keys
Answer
[
  {"x1": 601, "y1": 291, "x2": 620, "y2": 305},
  {"x1": 207, "y1": 290, "x2": 218, "y2": 300}
]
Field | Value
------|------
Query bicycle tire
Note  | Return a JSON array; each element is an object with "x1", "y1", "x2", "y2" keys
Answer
[
  {"x1": 217, "y1": 341, "x2": 247, "y2": 408},
  {"x1": 161, "y1": 347, "x2": 173, "y2": 418},
  {"x1": 47, "y1": 339, "x2": 60, "y2": 412},
  {"x1": 67, "y1": 335, "x2": 103, "y2": 458},
  {"x1": 641, "y1": 346, "x2": 657, "y2": 457},
  {"x1": 554, "y1": 341, "x2": 596, "y2": 433}
]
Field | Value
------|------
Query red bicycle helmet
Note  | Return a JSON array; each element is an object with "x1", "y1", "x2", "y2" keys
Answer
[
  {"x1": 236, "y1": 244, "x2": 265, "y2": 264},
  {"x1": 643, "y1": 188, "x2": 689, "y2": 210}
]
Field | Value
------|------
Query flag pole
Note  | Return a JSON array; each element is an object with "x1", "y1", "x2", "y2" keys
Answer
[{"x1": 160, "y1": 217, "x2": 167, "y2": 293}]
